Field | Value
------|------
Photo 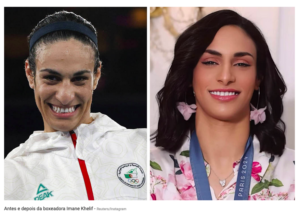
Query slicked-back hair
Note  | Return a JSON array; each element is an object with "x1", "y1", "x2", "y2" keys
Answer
[{"x1": 27, "y1": 11, "x2": 100, "y2": 75}]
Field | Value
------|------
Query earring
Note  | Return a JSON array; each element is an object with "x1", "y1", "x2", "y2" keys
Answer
[
  {"x1": 177, "y1": 90, "x2": 197, "y2": 120},
  {"x1": 250, "y1": 88, "x2": 267, "y2": 125},
  {"x1": 177, "y1": 102, "x2": 197, "y2": 120}
]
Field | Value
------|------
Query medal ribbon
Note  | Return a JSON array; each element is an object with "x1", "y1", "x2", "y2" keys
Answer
[{"x1": 190, "y1": 131, "x2": 253, "y2": 200}]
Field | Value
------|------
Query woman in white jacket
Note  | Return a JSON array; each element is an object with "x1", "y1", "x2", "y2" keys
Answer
[{"x1": 5, "y1": 11, "x2": 146, "y2": 200}]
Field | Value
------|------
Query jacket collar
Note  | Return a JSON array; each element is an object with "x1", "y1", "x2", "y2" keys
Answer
[
  {"x1": 252, "y1": 135, "x2": 270, "y2": 176},
  {"x1": 6, "y1": 113, "x2": 125, "y2": 160}
]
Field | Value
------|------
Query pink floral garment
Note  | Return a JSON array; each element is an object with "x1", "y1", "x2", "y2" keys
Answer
[{"x1": 150, "y1": 135, "x2": 295, "y2": 200}]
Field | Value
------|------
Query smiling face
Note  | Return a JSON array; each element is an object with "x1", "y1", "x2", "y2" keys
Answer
[
  {"x1": 193, "y1": 25, "x2": 260, "y2": 122},
  {"x1": 25, "y1": 38, "x2": 101, "y2": 132}
]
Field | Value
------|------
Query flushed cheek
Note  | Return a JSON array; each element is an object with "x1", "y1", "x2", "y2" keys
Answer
[
  {"x1": 237, "y1": 76, "x2": 257, "y2": 98},
  {"x1": 193, "y1": 73, "x2": 213, "y2": 94}
]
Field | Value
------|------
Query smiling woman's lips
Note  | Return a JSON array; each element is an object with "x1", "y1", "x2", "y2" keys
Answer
[
  {"x1": 50, "y1": 107, "x2": 79, "y2": 118},
  {"x1": 209, "y1": 90, "x2": 240, "y2": 102},
  {"x1": 210, "y1": 94, "x2": 239, "y2": 101},
  {"x1": 48, "y1": 104, "x2": 80, "y2": 118}
]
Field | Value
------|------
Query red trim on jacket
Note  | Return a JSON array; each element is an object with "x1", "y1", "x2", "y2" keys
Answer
[{"x1": 70, "y1": 131, "x2": 94, "y2": 200}]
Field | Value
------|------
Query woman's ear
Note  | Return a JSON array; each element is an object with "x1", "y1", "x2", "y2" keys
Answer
[
  {"x1": 255, "y1": 76, "x2": 263, "y2": 90},
  {"x1": 93, "y1": 61, "x2": 102, "y2": 90},
  {"x1": 25, "y1": 59, "x2": 35, "y2": 89}
]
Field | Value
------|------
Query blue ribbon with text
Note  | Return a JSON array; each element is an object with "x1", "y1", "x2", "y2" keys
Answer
[{"x1": 190, "y1": 131, "x2": 253, "y2": 200}]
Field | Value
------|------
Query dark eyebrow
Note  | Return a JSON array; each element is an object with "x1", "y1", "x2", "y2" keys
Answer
[
  {"x1": 205, "y1": 49, "x2": 222, "y2": 56},
  {"x1": 234, "y1": 52, "x2": 254, "y2": 58},
  {"x1": 205, "y1": 49, "x2": 254, "y2": 59},
  {"x1": 39, "y1": 69, "x2": 91, "y2": 76},
  {"x1": 40, "y1": 68, "x2": 61, "y2": 76},
  {"x1": 73, "y1": 70, "x2": 91, "y2": 76}
]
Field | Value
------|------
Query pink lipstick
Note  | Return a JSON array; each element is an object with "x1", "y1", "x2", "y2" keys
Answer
[{"x1": 209, "y1": 89, "x2": 240, "y2": 102}]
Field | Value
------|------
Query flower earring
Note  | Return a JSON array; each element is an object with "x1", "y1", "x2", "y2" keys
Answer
[
  {"x1": 177, "y1": 102, "x2": 197, "y2": 120},
  {"x1": 250, "y1": 88, "x2": 267, "y2": 125},
  {"x1": 177, "y1": 90, "x2": 197, "y2": 121}
]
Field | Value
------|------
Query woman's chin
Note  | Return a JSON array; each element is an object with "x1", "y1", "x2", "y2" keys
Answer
[
  {"x1": 211, "y1": 113, "x2": 246, "y2": 123},
  {"x1": 203, "y1": 109, "x2": 243, "y2": 122},
  {"x1": 48, "y1": 122, "x2": 78, "y2": 132}
]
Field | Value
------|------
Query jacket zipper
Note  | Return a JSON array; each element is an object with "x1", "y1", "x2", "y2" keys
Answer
[{"x1": 69, "y1": 131, "x2": 94, "y2": 200}]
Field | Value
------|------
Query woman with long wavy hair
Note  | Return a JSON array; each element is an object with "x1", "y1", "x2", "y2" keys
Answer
[{"x1": 150, "y1": 9, "x2": 294, "y2": 200}]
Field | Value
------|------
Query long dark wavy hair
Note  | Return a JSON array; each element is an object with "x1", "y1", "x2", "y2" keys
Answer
[{"x1": 151, "y1": 10, "x2": 287, "y2": 156}]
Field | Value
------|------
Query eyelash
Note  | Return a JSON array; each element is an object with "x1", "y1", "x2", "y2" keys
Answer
[
  {"x1": 235, "y1": 63, "x2": 250, "y2": 67},
  {"x1": 202, "y1": 61, "x2": 218, "y2": 65},
  {"x1": 72, "y1": 77, "x2": 88, "y2": 82},
  {"x1": 44, "y1": 75, "x2": 60, "y2": 82},
  {"x1": 43, "y1": 76, "x2": 88, "y2": 83},
  {"x1": 201, "y1": 61, "x2": 251, "y2": 67}
]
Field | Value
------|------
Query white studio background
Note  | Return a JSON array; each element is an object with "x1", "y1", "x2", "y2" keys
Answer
[{"x1": 150, "y1": 7, "x2": 295, "y2": 149}]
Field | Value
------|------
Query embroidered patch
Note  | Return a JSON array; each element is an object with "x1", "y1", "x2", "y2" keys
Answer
[
  {"x1": 34, "y1": 184, "x2": 53, "y2": 200},
  {"x1": 117, "y1": 163, "x2": 145, "y2": 189}
]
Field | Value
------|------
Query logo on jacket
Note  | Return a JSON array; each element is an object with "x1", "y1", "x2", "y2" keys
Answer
[
  {"x1": 34, "y1": 184, "x2": 53, "y2": 200},
  {"x1": 117, "y1": 163, "x2": 145, "y2": 189}
]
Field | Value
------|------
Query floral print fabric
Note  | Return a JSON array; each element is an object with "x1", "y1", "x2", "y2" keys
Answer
[{"x1": 150, "y1": 135, "x2": 295, "y2": 200}]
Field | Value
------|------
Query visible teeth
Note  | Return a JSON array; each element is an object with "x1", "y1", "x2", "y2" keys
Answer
[
  {"x1": 52, "y1": 105, "x2": 76, "y2": 113},
  {"x1": 210, "y1": 91, "x2": 237, "y2": 96}
]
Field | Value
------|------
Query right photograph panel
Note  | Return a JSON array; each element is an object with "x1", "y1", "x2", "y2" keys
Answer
[{"x1": 150, "y1": 7, "x2": 295, "y2": 200}]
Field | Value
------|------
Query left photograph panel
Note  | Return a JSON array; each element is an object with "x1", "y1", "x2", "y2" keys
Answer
[{"x1": 4, "y1": 7, "x2": 147, "y2": 200}]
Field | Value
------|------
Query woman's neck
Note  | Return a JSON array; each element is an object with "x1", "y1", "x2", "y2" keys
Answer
[{"x1": 195, "y1": 110, "x2": 250, "y2": 168}]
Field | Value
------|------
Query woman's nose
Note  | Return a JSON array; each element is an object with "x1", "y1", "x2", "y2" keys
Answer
[
  {"x1": 217, "y1": 65, "x2": 236, "y2": 85},
  {"x1": 55, "y1": 81, "x2": 75, "y2": 105}
]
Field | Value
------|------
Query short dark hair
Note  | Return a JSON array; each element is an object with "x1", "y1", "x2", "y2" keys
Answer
[
  {"x1": 152, "y1": 9, "x2": 287, "y2": 156},
  {"x1": 27, "y1": 10, "x2": 100, "y2": 75}
]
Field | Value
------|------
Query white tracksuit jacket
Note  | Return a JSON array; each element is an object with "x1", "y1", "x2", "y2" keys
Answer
[{"x1": 5, "y1": 113, "x2": 147, "y2": 200}]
